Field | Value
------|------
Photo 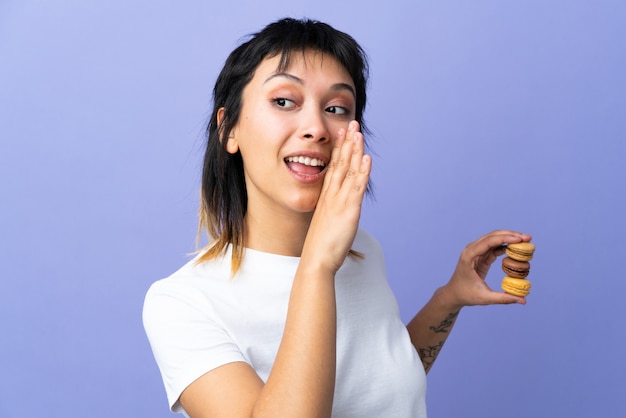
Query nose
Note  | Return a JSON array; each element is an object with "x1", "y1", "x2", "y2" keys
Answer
[{"x1": 299, "y1": 108, "x2": 330, "y2": 143}]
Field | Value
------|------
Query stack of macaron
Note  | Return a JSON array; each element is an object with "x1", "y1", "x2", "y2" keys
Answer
[{"x1": 501, "y1": 242, "x2": 536, "y2": 297}]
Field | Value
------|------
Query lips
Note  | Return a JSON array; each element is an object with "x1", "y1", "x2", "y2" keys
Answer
[
  {"x1": 285, "y1": 156, "x2": 326, "y2": 167},
  {"x1": 284, "y1": 154, "x2": 328, "y2": 176}
]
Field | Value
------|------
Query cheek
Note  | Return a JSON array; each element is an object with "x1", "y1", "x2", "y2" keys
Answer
[{"x1": 327, "y1": 119, "x2": 351, "y2": 141}]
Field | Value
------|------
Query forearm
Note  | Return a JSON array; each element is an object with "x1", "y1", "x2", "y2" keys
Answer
[
  {"x1": 253, "y1": 262, "x2": 337, "y2": 418},
  {"x1": 252, "y1": 121, "x2": 368, "y2": 417},
  {"x1": 406, "y1": 285, "x2": 461, "y2": 374}
]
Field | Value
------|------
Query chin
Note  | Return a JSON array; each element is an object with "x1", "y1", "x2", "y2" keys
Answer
[
  {"x1": 286, "y1": 195, "x2": 320, "y2": 214},
  {"x1": 289, "y1": 202, "x2": 318, "y2": 214}
]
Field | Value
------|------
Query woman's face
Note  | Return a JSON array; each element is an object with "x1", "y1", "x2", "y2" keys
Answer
[{"x1": 225, "y1": 50, "x2": 356, "y2": 220}]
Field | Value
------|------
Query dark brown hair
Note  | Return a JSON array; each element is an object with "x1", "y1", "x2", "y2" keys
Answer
[{"x1": 198, "y1": 18, "x2": 370, "y2": 272}]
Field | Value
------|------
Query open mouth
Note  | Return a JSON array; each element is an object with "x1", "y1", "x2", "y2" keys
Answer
[{"x1": 284, "y1": 156, "x2": 327, "y2": 175}]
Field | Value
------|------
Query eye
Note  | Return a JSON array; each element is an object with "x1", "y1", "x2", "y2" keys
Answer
[
  {"x1": 326, "y1": 105, "x2": 349, "y2": 115},
  {"x1": 272, "y1": 98, "x2": 296, "y2": 108}
]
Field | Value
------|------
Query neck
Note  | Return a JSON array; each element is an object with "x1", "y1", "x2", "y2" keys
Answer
[{"x1": 243, "y1": 208, "x2": 312, "y2": 257}]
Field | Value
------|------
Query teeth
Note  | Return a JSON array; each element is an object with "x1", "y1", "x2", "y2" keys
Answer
[{"x1": 285, "y1": 156, "x2": 326, "y2": 167}]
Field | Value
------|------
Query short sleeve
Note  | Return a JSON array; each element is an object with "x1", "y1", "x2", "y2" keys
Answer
[{"x1": 142, "y1": 278, "x2": 247, "y2": 413}]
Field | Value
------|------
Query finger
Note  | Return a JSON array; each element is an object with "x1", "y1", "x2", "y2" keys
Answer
[
  {"x1": 349, "y1": 154, "x2": 371, "y2": 197},
  {"x1": 325, "y1": 121, "x2": 360, "y2": 193},
  {"x1": 321, "y1": 126, "x2": 349, "y2": 194},
  {"x1": 484, "y1": 290, "x2": 527, "y2": 306},
  {"x1": 349, "y1": 126, "x2": 365, "y2": 163},
  {"x1": 345, "y1": 121, "x2": 364, "y2": 176},
  {"x1": 339, "y1": 125, "x2": 370, "y2": 201},
  {"x1": 472, "y1": 230, "x2": 532, "y2": 244},
  {"x1": 464, "y1": 231, "x2": 532, "y2": 260},
  {"x1": 344, "y1": 130, "x2": 365, "y2": 181},
  {"x1": 328, "y1": 127, "x2": 347, "y2": 168},
  {"x1": 329, "y1": 124, "x2": 355, "y2": 173},
  {"x1": 463, "y1": 281, "x2": 528, "y2": 306}
]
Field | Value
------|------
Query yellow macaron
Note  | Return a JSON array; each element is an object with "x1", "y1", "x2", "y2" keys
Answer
[
  {"x1": 505, "y1": 242, "x2": 535, "y2": 262},
  {"x1": 501, "y1": 276, "x2": 532, "y2": 297}
]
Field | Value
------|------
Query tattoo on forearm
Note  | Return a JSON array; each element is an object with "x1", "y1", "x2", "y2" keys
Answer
[
  {"x1": 418, "y1": 341, "x2": 444, "y2": 373},
  {"x1": 417, "y1": 311, "x2": 460, "y2": 372},
  {"x1": 428, "y1": 310, "x2": 459, "y2": 333}
]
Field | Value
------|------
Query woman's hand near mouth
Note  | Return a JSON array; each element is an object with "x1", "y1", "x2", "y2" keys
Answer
[{"x1": 300, "y1": 120, "x2": 371, "y2": 274}]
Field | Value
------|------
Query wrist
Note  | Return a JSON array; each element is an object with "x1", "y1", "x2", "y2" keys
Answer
[
  {"x1": 433, "y1": 285, "x2": 464, "y2": 313},
  {"x1": 296, "y1": 256, "x2": 338, "y2": 282}
]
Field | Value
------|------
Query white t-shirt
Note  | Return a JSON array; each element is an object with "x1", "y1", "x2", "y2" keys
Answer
[{"x1": 143, "y1": 229, "x2": 427, "y2": 417}]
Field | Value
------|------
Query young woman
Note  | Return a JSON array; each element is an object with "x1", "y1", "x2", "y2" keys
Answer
[{"x1": 143, "y1": 18, "x2": 531, "y2": 418}]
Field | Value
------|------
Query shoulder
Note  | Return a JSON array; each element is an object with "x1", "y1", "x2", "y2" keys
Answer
[
  {"x1": 352, "y1": 228, "x2": 384, "y2": 257},
  {"x1": 142, "y1": 256, "x2": 248, "y2": 413},
  {"x1": 352, "y1": 229, "x2": 384, "y2": 261},
  {"x1": 337, "y1": 228, "x2": 386, "y2": 279},
  {"x1": 143, "y1": 255, "x2": 231, "y2": 327}
]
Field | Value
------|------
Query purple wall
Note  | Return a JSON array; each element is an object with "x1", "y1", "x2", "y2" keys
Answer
[{"x1": 1, "y1": 1, "x2": 624, "y2": 416}]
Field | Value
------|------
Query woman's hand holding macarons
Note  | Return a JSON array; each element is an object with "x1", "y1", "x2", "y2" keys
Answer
[{"x1": 437, "y1": 230, "x2": 534, "y2": 311}]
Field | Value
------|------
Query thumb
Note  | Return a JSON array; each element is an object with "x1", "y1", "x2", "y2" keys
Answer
[{"x1": 486, "y1": 289, "x2": 527, "y2": 305}]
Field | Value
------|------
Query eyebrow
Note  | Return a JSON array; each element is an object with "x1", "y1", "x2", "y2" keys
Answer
[{"x1": 264, "y1": 72, "x2": 356, "y2": 98}]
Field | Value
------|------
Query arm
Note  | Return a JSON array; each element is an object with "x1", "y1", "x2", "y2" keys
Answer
[
  {"x1": 180, "y1": 122, "x2": 371, "y2": 418},
  {"x1": 407, "y1": 230, "x2": 532, "y2": 373}
]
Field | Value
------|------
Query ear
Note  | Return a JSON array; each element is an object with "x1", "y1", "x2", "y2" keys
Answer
[{"x1": 217, "y1": 107, "x2": 239, "y2": 154}]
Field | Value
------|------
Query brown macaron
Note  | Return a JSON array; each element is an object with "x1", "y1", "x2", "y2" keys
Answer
[
  {"x1": 501, "y1": 257, "x2": 530, "y2": 279},
  {"x1": 505, "y1": 242, "x2": 535, "y2": 262}
]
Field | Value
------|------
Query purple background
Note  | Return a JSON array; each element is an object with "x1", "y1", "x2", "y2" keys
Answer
[{"x1": 1, "y1": 1, "x2": 624, "y2": 417}]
